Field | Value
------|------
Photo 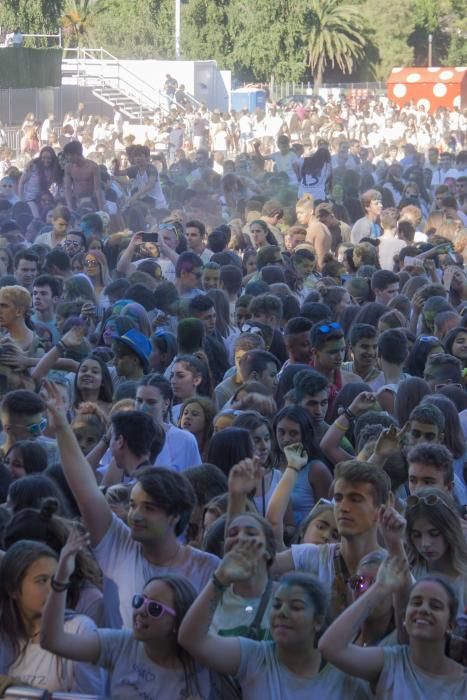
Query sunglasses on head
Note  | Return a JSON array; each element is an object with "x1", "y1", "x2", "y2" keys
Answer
[
  {"x1": 131, "y1": 594, "x2": 176, "y2": 620},
  {"x1": 406, "y1": 494, "x2": 440, "y2": 509},
  {"x1": 348, "y1": 574, "x2": 376, "y2": 593},
  {"x1": 315, "y1": 322, "x2": 341, "y2": 334},
  {"x1": 241, "y1": 324, "x2": 263, "y2": 335}
]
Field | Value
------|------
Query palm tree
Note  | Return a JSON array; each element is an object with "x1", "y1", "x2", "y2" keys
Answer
[
  {"x1": 307, "y1": 0, "x2": 366, "y2": 88},
  {"x1": 60, "y1": 0, "x2": 110, "y2": 47}
]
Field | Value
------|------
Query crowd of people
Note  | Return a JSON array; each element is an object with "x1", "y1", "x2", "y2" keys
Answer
[{"x1": 0, "y1": 91, "x2": 465, "y2": 698}]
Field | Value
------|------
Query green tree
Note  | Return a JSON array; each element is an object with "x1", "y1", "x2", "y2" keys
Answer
[
  {"x1": 0, "y1": 0, "x2": 64, "y2": 45},
  {"x1": 306, "y1": 0, "x2": 366, "y2": 87},
  {"x1": 224, "y1": 0, "x2": 309, "y2": 82},
  {"x1": 90, "y1": 0, "x2": 175, "y2": 58},
  {"x1": 182, "y1": 0, "x2": 232, "y2": 66},
  {"x1": 359, "y1": 0, "x2": 414, "y2": 79},
  {"x1": 60, "y1": 0, "x2": 110, "y2": 47}
]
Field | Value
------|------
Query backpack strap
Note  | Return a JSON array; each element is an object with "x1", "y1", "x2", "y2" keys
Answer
[{"x1": 247, "y1": 578, "x2": 273, "y2": 640}]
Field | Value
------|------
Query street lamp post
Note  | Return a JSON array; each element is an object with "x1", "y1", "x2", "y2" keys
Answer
[{"x1": 428, "y1": 33, "x2": 433, "y2": 67}]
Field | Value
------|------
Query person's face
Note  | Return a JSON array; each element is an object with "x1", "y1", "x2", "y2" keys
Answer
[
  {"x1": 72, "y1": 259, "x2": 84, "y2": 273},
  {"x1": 408, "y1": 420, "x2": 442, "y2": 447},
  {"x1": 456, "y1": 180, "x2": 467, "y2": 198},
  {"x1": 299, "y1": 389, "x2": 328, "y2": 424},
  {"x1": 180, "y1": 401, "x2": 205, "y2": 436},
  {"x1": 186, "y1": 226, "x2": 203, "y2": 251},
  {"x1": 235, "y1": 307, "x2": 251, "y2": 330},
  {"x1": 40, "y1": 150, "x2": 53, "y2": 167},
  {"x1": 16, "y1": 556, "x2": 57, "y2": 625},
  {"x1": 303, "y1": 510, "x2": 338, "y2": 545},
  {"x1": 4, "y1": 446, "x2": 26, "y2": 480},
  {"x1": 170, "y1": 362, "x2": 200, "y2": 401},
  {"x1": 451, "y1": 331, "x2": 467, "y2": 362},
  {"x1": 250, "y1": 224, "x2": 267, "y2": 249},
  {"x1": 276, "y1": 417, "x2": 303, "y2": 452},
  {"x1": 440, "y1": 155, "x2": 452, "y2": 170},
  {"x1": 353, "y1": 336, "x2": 378, "y2": 368},
  {"x1": 128, "y1": 482, "x2": 175, "y2": 544},
  {"x1": 251, "y1": 424, "x2": 272, "y2": 466},
  {"x1": 53, "y1": 217, "x2": 68, "y2": 237},
  {"x1": 254, "y1": 362, "x2": 278, "y2": 393},
  {"x1": 375, "y1": 282, "x2": 399, "y2": 306},
  {"x1": 335, "y1": 292, "x2": 351, "y2": 317},
  {"x1": 0, "y1": 179, "x2": 15, "y2": 197},
  {"x1": 428, "y1": 149, "x2": 438, "y2": 165},
  {"x1": 32, "y1": 285, "x2": 55, "y2": 313},
  {"x1": 408, "y1": 463, "x2": 451, "y2": 495},
  {"x1": 63, "y1": 233, "x2": 84, "y2": 257},
  {"x1": 294, "y1": 258, "x2": 315, "y2": 279},
  {"x1": 85, "y1": 254, "x2": 99, "y2": 278},
  {"x1": 244, "y1": 254, "x2": 257, "y2": 275},
  {"x1": 132, "y1": 578, "x2": 178, "y2": 643},
  {"x1": 77, "y1": 359, "x2": 102, "y2": 392},
  {"x1": 404, "y1": 579, "x2": 453, "y2": 642},
  {"x1": 0, "y1": 295, "x2": 21, "y2": 327},
  {"x1": 160, "y1": 228, "x2": 178, "y2": 250},
  {"x1": 270, "y1": 583, "x2": 318, "y2": 647},
  {"x1": 72, "y1": 418, "x2": 102, "y2": 454},
  {"x1": 368, "y1": 198, "x2": 383, "y2": 218},
  {"x1": 182, "y1": 267, "x2": 202, "y2": 291},
  {"x1": 288, "y1": 331, "x2": 312, "y2": 363},
  {"x1": 295, "y1": 206, "x2": 309, "y2": 226},
  {"x1": 135, "y1": 385, "x2": 167, "y2": 425},
  {"x1": 333, "y1": 479, "x2": 379, "y2": 537},
  {"x1": 225, "y1": 515, "x2": 267, "y2": 559},
  {"x1": 198, "y1": 307, "x2": 216, "y2": 334},
  {"x1": 314, "y1": 338, "x2": 345, "y2": 372},
  {"x1": 112, "y1": 341, "x2": 138, "y2": 377},
  {"x1": 15, "y1": 260, "x2": 38, "y2": 289},
  {"x1": 0, "y1": 250, "x2": 9, "y2": 271},
  {"x1": 201, "y1": 269, "x2": 220, "y2": 291},
  {"x1": 410, "y1": 516, "x2": 448, "y2": 565}
]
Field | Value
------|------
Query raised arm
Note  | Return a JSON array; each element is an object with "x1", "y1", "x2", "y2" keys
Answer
[
  {"x1": 41, "y1": 528, "x2": 101, "y2": 664},
  {"x1": 266, "y1": 443, "x2": 308, "y2": 550},
  {"x1": 226, "y1": 458, "x2": 259, "y2": 525},
  {"x1": 31, "y1": 326, "x2": 83, "y2": 385},
  {"x1": 43, "y1": 380, "x2": 112, "y2": 546},
  {"x1": 179, "y1": 539, "x2": 262, "y2": 674},
  {"x1": 116, "y1": 232, "x2": 141, "y2": 276},
  {"x1": 321, "y1": 392, "x2": 377, "y2": 465},
  {"x1": 318, "y1": 556, "x2": 408, "y2": 682}
]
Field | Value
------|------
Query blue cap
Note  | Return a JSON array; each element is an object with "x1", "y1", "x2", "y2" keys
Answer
[{"x1": 112, "y1": 328, "x2": 151, "y2": 371}]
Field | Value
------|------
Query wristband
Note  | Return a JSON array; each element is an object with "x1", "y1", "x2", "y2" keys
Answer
[
  {"x1": 212, "y1": 571, "x2": 228, "y2": 593},
  {"x1": 51, "y1": 576, "x2": 71, "y2": 592},
  {"x1": 343, "y1": 407, "x2": 356, "y2": 423},
  {"x1": 55, "y1": 341, "x2": 66, "y2": 355}
]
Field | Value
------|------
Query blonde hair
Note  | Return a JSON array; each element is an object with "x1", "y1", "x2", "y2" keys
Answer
[
  {"x1": 297, "y1": 193, "x2": 314, "y2": 210},
  {"x1": 0, "y1": 285, "x2": 31, "y2": 313},
  {"x1": 110, "y1": 398, "x2": 135, "y2": 415}
]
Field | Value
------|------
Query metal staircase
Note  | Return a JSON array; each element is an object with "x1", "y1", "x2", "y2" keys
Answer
[
  {"x1": 62, "y1": 47, "x2": 203, "y2": 122},
  {"x1": 62, "y1": 47, "x2": 167, "y2": 121}
]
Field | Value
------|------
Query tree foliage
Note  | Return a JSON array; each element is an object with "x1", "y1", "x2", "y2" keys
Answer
[
  {"x1": 306, "y1": 0, "x2": 366, "y2": 86},
  {"x1": 0, "y1": 0, "x2": 65, "y2": 45},
  {"x1": 1, "y1": 0, "x2": 465, "y2": 82}
]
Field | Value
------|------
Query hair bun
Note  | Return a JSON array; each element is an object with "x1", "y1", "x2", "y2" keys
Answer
[{"x1": 39, "y1": 497, "x2": 59, "y2": 521}]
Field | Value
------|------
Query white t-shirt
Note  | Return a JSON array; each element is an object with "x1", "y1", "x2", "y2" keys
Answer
[
  {"x1": 4, "y1": 615, "x2": 104, "y2": 694},
  {"x1": 270, "y1": 151, "x2": 300, "y2": 185},
  {"x1": 236, "y1": 638, "x2": 372, "y2": 700},
  {"x1": 97, "y1": 628, "x2": 211, "y2": 700},
  {"x1": 155, "y1": 424, "x2": 202, "y2": 472},
  {"x1": 291, "y1": 542, "x2": 338, "y2": 589},
  {"x1": 93, "y1": 513, "x2": 220, "y2": 628},
  {"x1": 376, "y1": 645, "x2": 467, "y2": 700}
]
